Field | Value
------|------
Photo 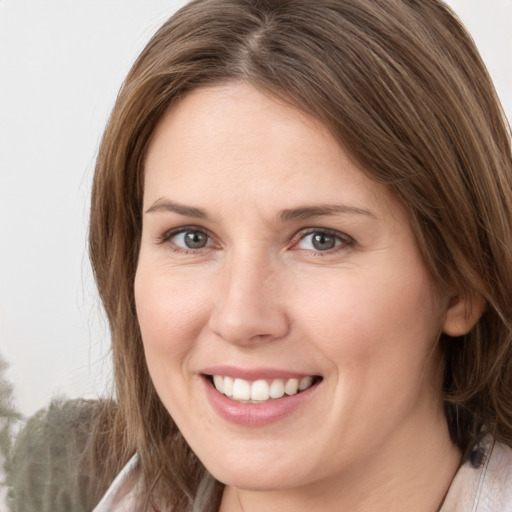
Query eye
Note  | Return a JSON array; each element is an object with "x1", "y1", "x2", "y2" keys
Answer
[
  {"x1": 165, "y1": 228, "x2": 212, "y2": 250},
  {"x1": 294, "y1": 229, "x2": 351, "y2": 252}
]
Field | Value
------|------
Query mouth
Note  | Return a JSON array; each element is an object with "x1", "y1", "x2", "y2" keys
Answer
[{"x1": 204, "y1": 374, "x2": 323, "y2": 404}]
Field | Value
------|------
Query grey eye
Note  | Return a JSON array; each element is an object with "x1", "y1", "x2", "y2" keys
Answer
[
  {"x1": 297, "y1": 231, "x2": 343, "y2": 251},
  {"x1": 173, "y1": 229, "x2": 210, "y2": 249},
  {"x1": 311, "y1": 232, "x2": 336, "y2": 250}
]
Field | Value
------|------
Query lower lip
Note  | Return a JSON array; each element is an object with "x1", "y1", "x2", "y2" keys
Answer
[{"x1": 201, "y1": 376, "x2": 320, "y2": 427}]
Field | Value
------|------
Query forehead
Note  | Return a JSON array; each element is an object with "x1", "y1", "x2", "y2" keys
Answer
[{"x1": 143, "y1": 82, "x2": 395, "y2": 219}]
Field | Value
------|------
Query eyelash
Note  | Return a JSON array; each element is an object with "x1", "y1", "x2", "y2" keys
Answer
[
  {"x1": 157, "y1": 226, "x2": 354, "y2": 255},
  {"x1": 157, "y1": 226, "x2": 216, "y2": 254},
  {"x1": 291, "y1": 228, "x2": 354, "y2": 255}
]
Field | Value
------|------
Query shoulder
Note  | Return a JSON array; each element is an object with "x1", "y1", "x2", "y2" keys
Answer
[
  {"x1": 92, "y1": 454, "x2": 143, "y2": 512},
  {"x1": 442, "y1": 438, "x2": 512, "y2": 512},
  {"x1": 479, "y1": 441, "x2": 512, "y2": 511}
]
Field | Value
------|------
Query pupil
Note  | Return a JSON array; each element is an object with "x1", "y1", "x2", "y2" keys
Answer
[
  {"x1": 312, "y1": 233, "x2": 335, "y2": 250},
  {"x1": 185, "y1": 230, "x2": 207, "y2": 249}
]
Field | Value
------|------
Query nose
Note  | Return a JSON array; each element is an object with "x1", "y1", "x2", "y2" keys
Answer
[{"x1": 208, "y1": 252, "x2": 290, "y2": 345}]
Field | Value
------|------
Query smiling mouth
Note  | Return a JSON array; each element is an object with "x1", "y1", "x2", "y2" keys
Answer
[{"x1": 205, "y1": 374, "x2": 322, "y2": 403}]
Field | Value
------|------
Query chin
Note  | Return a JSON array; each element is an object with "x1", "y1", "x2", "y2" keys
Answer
[
  {"x1": 199, "y1": 449, "x2": 315, "y2": 492},
  {"x1": 212, "y1": 469, "x2": 298, "y2": 492}
]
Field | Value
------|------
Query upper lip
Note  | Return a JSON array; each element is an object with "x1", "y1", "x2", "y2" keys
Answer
[{"x1": 201, "y1": 365, "x2": 320, "y2": 381}]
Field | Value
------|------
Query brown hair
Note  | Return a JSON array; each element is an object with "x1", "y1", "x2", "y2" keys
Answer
[{"x1": 89, "y1": 0, "x2": 512, "y2": 510}]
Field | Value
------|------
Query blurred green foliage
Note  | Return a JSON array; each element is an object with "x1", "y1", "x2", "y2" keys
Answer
[
  {"x1": 0, "y1": 354, "x2": 22, "y2": 481},
  {"x1": 5, "y1": 397, "x2": 104, "y2": 512}
]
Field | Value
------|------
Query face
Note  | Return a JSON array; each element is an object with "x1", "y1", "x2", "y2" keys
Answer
[{"x1": 135, "y1": 83, "x2": 453, "y2": 493}]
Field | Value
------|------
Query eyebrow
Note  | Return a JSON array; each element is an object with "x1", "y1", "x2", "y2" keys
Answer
[
  {"x1": 145, "y1": 198, "x2": 209, "y2": 219},
  {"x1": 145, "y1": 198, "x2": 377, "y2": 222},
  {"x1": 278, "y1": 204, "x2": 377, "y2": 222}
]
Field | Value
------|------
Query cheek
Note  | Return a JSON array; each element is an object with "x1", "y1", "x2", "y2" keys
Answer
[
  {"x1": 133, "y1": 264, "x2": 217, "y2": 434},
  {"x1": 293, "y1": 264, "x2": 443, "y2": 378},
  {"x1": 293, "y1": 268, "x2": 445, "y2": 449},
  {"x1": 134, "y1": 265, "x2": 210, "y2": 366}
]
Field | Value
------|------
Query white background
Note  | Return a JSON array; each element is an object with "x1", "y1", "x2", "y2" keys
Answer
[{"x1": 0, "y1": 0, "x2": 511, "y2": 420}]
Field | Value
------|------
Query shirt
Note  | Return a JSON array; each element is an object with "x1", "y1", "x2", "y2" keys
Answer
[{"x1": 93, "y1": 439, "x2": 512, "y2": 511}]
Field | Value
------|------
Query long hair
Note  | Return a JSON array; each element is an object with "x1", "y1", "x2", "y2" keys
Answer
[{"x1": 89, "y1": 0, "x2": 512, "y2": 509}]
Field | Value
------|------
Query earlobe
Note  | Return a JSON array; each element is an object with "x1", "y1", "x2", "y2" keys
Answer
[{"x1": 442, "y1": 292, "x2": 486, "y2": 337}]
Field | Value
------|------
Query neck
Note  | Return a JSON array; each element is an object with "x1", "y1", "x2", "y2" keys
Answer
[{"x1": 219, "y1": 406, "x2": 461, "y2": 512}]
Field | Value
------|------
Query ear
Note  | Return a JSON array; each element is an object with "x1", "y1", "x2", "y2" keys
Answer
[{"x1": 442, "y1": 292, "x2": 486, "y2": 337}]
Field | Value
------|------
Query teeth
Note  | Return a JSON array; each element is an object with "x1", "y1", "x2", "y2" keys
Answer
[
  {"x1": 211, "y1": 375, "x2": 316, "y2": 403},
  {"x1": 299, "y1": 376, "x2": 313, "y2": 391},
  {"x1": 251, "y1": 380, "x2": 270, "y2": 401},
  {"x1": 284, "y1": 378, "x2": 299, "y2": 395},
  {"x1": 223, "y1": 376, "x2": 234, "y2": 397},
  {"x1": 213, "y1": 375, "x2": 224, "y2": 394},
  {"x1": 269, "y1": 379, "x2": 284, "y2": 399},
  {"x1": 233, "y1": 378, "x2": 251, "y2": 400}
]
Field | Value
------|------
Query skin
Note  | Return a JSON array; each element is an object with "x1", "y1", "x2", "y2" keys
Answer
[{"x1": 135, "y1": 82, "x2": 476, "y2": 511}]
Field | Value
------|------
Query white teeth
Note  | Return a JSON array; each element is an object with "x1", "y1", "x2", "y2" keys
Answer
[
  {"x1": 213, "y1": 375, "x2": 224, "y2": 394},
  {"x1": 223, "y1": 376, "x2": 234, "y2": 397},
  {"x1": 299, "y1": 376, "x2": 313, "y2": 391},
  {"x1": 269, "y1": 379, "x2": 285, "y2": 399},
  {"x1": 233, "y1": 378, "x2": 251, "y2": 400},
  {"x1": 251, "y1": 379, "x2": 270, "y2": 401},
  {"x1": 284, "y1": 378, "x2": 299, "y2": 396},
  {"x1": 211, "y1": 375, "x2": 316, "y2": 402}
]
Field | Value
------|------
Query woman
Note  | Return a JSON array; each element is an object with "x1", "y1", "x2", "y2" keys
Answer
[{"x1": 88, "y1": 0, "x2": 512, "y2": 510}]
